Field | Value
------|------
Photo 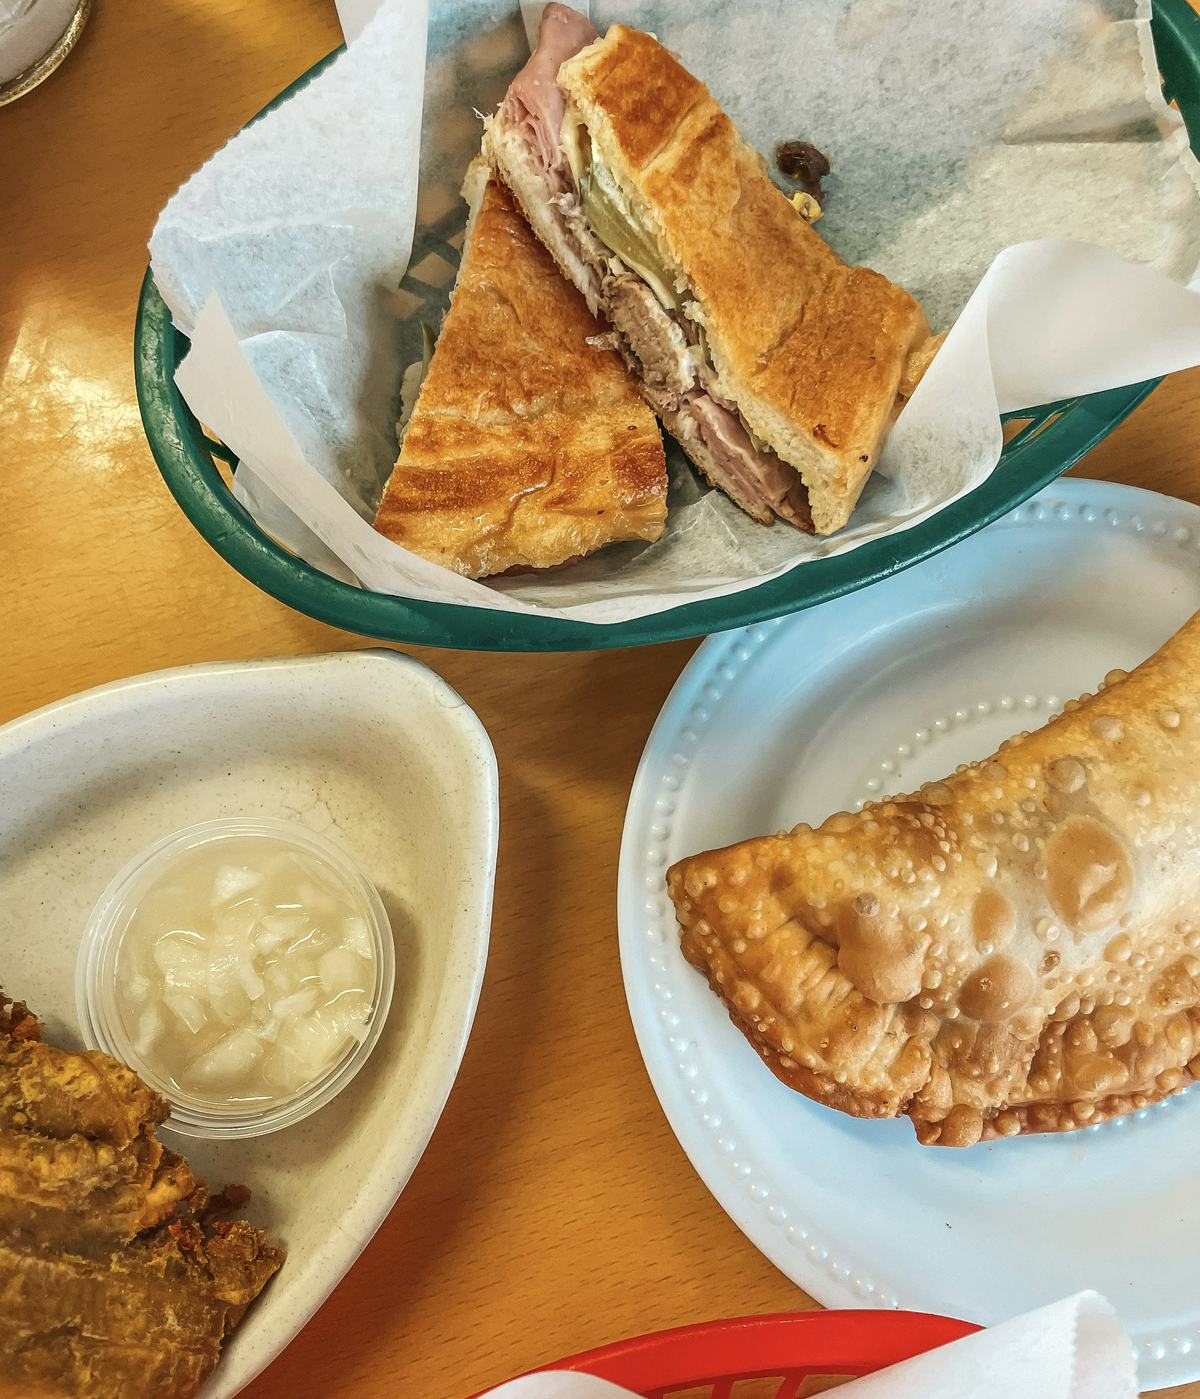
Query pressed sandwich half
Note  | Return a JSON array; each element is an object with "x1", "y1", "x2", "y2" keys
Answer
[
  {"x1": 374, "y1": 160, "x2": 667, "y2": 579},
  {"x1": 486, "y1": 4, "x2": 932, "y2": 535}
]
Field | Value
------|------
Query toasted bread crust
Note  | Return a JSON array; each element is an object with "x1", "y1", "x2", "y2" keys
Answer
[
  {"x1": 375, "y1": 178, "x2": 666, "y2": 579},
  {"x1": 559, "y1": 26, "x2": 929, "y2": 534}
]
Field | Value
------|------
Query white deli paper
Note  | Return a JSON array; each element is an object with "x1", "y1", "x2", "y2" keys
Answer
[
  {"x1": 333, "y1": 0, "x2": 386, "y2": 42},
  {"x1": 152, "y1": 0, "x2": 1200, "y2": 625},
  {"x1": 479, "y1": 1292, "x2": 1137, "y2": 1399}
]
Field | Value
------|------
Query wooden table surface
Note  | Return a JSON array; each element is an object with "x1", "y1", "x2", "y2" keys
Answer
[{"x1": 3, "y1": 3, "x2": 1199, "y2": 1396}]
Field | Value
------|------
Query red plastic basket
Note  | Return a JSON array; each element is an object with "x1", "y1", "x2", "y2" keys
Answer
[{"x1": 475, "y1": 1310, "x2": 979, "y2": 1398}]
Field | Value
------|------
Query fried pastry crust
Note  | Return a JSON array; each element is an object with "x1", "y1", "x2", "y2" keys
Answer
[
  {"x1": 0, "y1": 994, "x2": 283, "y2": 1396},
  {"x1": 669, "y1": 613, "x2": 1200, "y2": 1145}
]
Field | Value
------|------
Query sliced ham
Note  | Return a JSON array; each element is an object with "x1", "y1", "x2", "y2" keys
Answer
[
  {"x1": 503, "y1": 3, "x2": 597, "y2": 174},
  {"x1": 495, "y1": 2, "x2": 813, "y2": 529},
  {"x1": 686, "y1": 396, "x2": 813, "y2": 530}
]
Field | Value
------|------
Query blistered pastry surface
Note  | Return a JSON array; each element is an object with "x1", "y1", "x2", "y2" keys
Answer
[
  {"x1": 621, "y1": 491, "x2": 1200, "y2": 1376},
  {"x1": 670, "y1": 613, "x2": 1200, "y2": 1146}
]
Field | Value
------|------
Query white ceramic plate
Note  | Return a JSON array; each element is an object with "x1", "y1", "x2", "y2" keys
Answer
[
  {"x1": 619, "y1": 479, "x2": 1200, "y2": 1390},
  {"x1": 0, "y1": 650, "x2": 498, "y2": 1397}
]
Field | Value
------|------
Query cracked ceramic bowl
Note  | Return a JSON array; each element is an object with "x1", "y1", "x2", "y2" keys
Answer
[
  {"x1": 0, "y1": 650, "x2": 498, "y2": 1397},
  {"x1": 619, "y1": 479, "x2": 1200, "y2": 1389}
]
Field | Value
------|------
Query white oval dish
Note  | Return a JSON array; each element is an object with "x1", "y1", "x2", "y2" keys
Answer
[
  {"x1": 0, "y1": 650, "x2": 498, "y2": 1397},
  {"x1": 618, "y1": 480, "x2": 1200, "y2": 1390}
]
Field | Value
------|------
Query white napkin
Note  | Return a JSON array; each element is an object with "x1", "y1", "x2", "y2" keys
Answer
[
  {"x1": 834, "y1": 1293, "x2": 1136, "y2": 1399},
  {"x1": 479, "y1": 1293, "x2": 1137, "y2": 1399},
  {"x1": 150, "y1": 0, "x2": 1200, "y2": 626}
]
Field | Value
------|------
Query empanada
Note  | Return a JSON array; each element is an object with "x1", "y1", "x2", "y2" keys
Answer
[{"x1": 668, "y1": 613, "x2": 1200, "y2": 1145}]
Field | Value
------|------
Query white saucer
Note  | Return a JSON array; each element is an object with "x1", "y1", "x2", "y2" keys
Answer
[
  {"x1": 618, "y1": 479, "x2": 1200, "y2": 1389},
  {"x1": 0, "y1": 650, "x2": 498, "y2": 1397}
]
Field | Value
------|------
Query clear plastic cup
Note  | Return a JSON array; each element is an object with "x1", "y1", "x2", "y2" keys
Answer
[
  {"x1": 0, "y1": 0, "x2": 91, "y2": 106},
  {"x1": 75, "y1": 817, "x2": 395, "y2": 1139}
]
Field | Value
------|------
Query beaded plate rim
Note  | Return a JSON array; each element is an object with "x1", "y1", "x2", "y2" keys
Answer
[{"x1": 618, "y1": 478, "x2": 1200, "y2": 1386}]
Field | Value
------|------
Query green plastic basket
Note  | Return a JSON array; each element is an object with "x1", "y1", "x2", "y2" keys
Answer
[{"x1": 134, "y1": 0, "x2": 1200, "y2": 652}]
